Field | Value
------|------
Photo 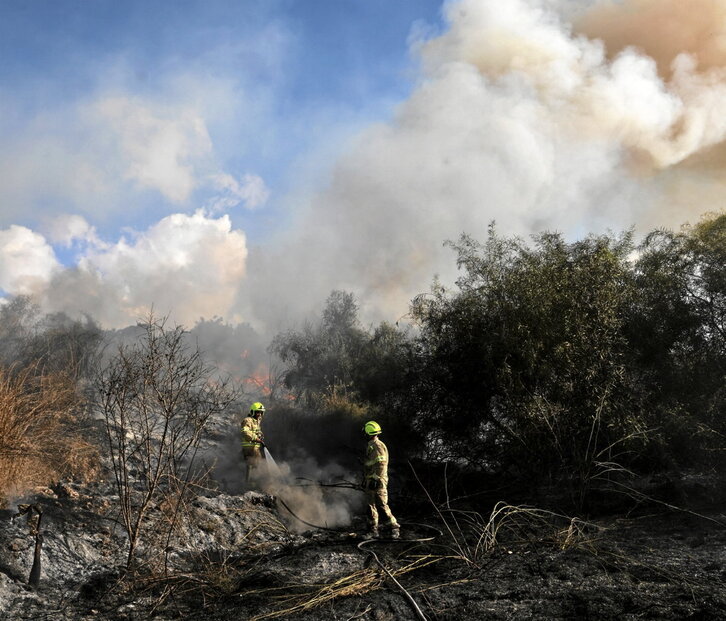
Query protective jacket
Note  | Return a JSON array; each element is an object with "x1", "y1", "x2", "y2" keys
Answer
[
  {"x1": 364, "y1": 436, "x2": 389, "y2": 487},
  {"x1": 241, "y1": 415, "x2": 263, "y2": 448}
]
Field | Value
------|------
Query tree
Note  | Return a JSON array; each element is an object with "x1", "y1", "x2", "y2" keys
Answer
[
  {"x1": 271, "y1": 291, "x2": 368, "y2": 405},
  {"x1": 269, "y1": 291, "x2": 418, "y2": 464},
  {"x1": 353, "y1": 321, "x2": 415, "y2": 405},
  {"x1": 97, "y1": 314, "x2": 237, "y2": 569},
  {"x1": 0, "y1": 363, "x2": 92, "y2": 506},
  {"x1": 411, "y1": 226, "x2": 644, "y2": 496},
  {"x1": 630, "y1": 213, "x2": 726, "y2": 466},
  {"x1": 0, "y1": 296, "x2": 102, "y2": 381}
]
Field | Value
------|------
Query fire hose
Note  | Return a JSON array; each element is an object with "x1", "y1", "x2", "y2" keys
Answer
[
  {"x1": 275, "y1": 494, "x2": 441, "y2": 621},
  {"x1": 356, "y1": 538, "x2": 428, "y2": 621}
]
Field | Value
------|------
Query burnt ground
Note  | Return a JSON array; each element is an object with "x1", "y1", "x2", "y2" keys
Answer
[
  {"x1": 167, "y1": 508, "x2": 726, "y2": 620},
  {"x1": 1, "y1": 478, "x2": 725, "y2": 620},
  {"x1": 413, "y1": 510, "x2": 726, "y2": 620}
]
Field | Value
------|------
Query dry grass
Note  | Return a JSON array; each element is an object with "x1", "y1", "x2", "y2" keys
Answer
[
  {"x1": 248, "y1": 555, "x2": 441, "y2": 621},
  {"x1": 0, "y1": 364, "x2": 98, "y2": 505},
  {"x1": 137, "y1": 549, "x2": 260, "y2": 614},
  {"x1": 132, "y1": 504, "x2": 293, "y2": 614},
  {"x1": 427, "y1": 501, "x2": 601, "y2": 568},
  {"x1": 410, "y1": 464, "x2": 600, "y2": 567}
]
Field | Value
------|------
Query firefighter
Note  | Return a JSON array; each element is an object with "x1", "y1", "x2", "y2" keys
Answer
[
  {"x1": 362, "y1": 420, "x2": 400, "y2": 539},
  {"x1": 242, "y1": 402, "x2": 266, "y2": 483}
]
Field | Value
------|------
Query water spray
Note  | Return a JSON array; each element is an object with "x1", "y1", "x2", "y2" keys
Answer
[{"x1": 263, "y1": 446, "x2": 283, "y2": 478}]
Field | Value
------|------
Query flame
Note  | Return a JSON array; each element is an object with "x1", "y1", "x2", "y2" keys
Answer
[{"x1": 243, "y1": 362, "x2": 272, "y2": 396}]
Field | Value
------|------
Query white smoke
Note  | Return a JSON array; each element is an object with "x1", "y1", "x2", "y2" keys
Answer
[
  {"x1": 92, "y1": 96, "x2": 214, "y2": 203},
  {"x1": 209, "y1": 435, "x2": 361, "y2": 532},
  {"x1": 5, "y1": 0, "x2": 726, "y2": 332},
  {"x1": 243, "y1": 0, "x2": 726, "y2": 329}
]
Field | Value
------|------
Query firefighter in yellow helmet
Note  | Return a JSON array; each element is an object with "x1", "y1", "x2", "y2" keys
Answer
[
  {"x1": 242, "y1": 402, "x2": 266, "y2": 483},
  {"x1": 362, "y1": 421, "x2": 400, "y2": 539}
]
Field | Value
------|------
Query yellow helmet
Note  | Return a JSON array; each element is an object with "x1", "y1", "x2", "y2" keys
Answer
[
  {"x1": 363, "y1": 421, "x2": 382, "y2": 435},
  {"x1": 250, "y1": 402, "x2": 265, "y2": 415}
]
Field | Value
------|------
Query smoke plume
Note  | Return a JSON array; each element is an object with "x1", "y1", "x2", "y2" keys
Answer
[
  {"x1": 4, "y1": 0, "x2": 726, "y2": 333},
  {"x1": 245, "y1": 0, "x2": 726, "y2": 330}
]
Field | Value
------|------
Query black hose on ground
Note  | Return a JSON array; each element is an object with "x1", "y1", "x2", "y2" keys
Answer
[
  {"x1": 357, "y1": 538, "x2": 429, "y2": 621},
  {"x1": 276, "y1": 496, "x2": 442, "y2": 541},
  {"x1": 275, "y1": 496, "x2": 348, "y2": 532},
  {"x1": 275, "y1": 496, "x2": 440, "y2": 621}
]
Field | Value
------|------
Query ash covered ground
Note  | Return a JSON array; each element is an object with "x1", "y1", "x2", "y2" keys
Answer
[{"x1": 1, "y1": 469, "x2": 725, "y2": 621}]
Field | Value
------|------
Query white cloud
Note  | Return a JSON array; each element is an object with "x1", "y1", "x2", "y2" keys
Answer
[
  {"x1": 207, "y1": 172, "x2": 270, "y2": 212},
  {"x1": 44, "y1": 214, "x2": 101, "y2": 248},
  {"x1": 0, "y1": 125, "x2": 113, "y2": 223},
  {"x1": 0, "y1": 88, "x2": 269, "y2": 227},
  {"x1": 0, "y1": 225, "x2": 60, "y2": 295},
  {"x1": 37, "y1": 210, "x2": 248, "y2": 328}
]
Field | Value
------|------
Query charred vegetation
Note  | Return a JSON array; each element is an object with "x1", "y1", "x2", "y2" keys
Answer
[{"x1": 0, "y1": 214, "x2": 725, "y2": 619}]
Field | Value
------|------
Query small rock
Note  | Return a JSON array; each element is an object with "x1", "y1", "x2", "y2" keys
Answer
[
  {"x1": 243, "y1": 491, "x2": 276, "y2": 507},
  {"x1": 52, "y1": 483, "x2": 80, "y2": 500},
  {"x1": 9, "y1": 538, "x2": 28, "y2": 552}
]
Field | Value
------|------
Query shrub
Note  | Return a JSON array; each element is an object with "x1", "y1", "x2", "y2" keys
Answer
[
  {"x1": 0, "y1": 364, "x2": 97, "y2": 505},
  {"x1": 97, "y1": 314, "x2": 237, "y2": 568}
]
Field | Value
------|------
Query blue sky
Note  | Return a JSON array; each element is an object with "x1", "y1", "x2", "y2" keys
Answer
[
  {"x1": 0, "y1": 0, "x2": 445, "y2": 243},
  {"x1": 1, "y1": 0, "x2": 724, "y2": 330}
]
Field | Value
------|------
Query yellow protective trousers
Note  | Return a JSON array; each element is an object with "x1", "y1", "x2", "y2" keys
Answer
[{"x1": 366, "y1": 485, "x2": 398, "y2": 530}]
